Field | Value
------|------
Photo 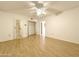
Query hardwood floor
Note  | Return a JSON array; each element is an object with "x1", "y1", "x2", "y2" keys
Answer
[{"x1": 0, "y1": 35, "x2": 79, "y2": 56}]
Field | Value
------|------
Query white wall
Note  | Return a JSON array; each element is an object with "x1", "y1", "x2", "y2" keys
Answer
[
  {"x1": 45, "y1": 7, "x2": 79, "y2": 44},
  {"x1": 0, "y1": 6, "x2": 79, "y2": 44},
  {"x1": 36, "y1": 20, "x2": 40, "y2": 35},
  {"x1": 0, "y1": 11, "x2": 28, "y2": 42},
  {"x1": 36, "y1": 7, "x2": 79, "y2": 44}
]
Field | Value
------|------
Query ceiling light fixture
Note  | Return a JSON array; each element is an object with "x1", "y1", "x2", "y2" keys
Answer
[
  {"x1": 36, "y1": 8, "x2": 46, "y2": 16},
  {"x1": 32, "y1": 1, "x2": 46, "y2": 17}
]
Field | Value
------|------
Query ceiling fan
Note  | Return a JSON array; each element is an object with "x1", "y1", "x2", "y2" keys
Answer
[{"x1": 28, "y1": 1, "x2": 62, "y2": 17}]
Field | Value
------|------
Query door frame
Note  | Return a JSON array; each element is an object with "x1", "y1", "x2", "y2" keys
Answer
[{"x1": 27, "y1": 21, "x2": 36, "y2": 37}]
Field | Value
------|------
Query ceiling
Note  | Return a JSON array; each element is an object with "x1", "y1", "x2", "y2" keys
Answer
[{"x1": 0, "y1": 1, "x2": 79, "y2": 18}]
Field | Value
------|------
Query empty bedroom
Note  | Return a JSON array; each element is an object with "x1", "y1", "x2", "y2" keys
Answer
[{"x1": 0, "y1": 1, "x2": 79, "y2": 57}]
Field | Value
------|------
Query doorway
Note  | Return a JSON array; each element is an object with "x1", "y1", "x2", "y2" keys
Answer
[
  {"x1": 15, "y1": 20, "x2": 21, "y2": 39},
  {"x1": 28, "y1": 21, "x2": 36, "y2": 36},
  {"x1": 40, "y1": 21, "x2": 46, "y2": 37}
]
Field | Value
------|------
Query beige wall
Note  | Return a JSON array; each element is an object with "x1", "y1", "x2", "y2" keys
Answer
[
  {"x1": 0, "y1": 11, "x2": 28, "y2": 42},
  {"x1": 45, "y1": 7, "x2": 79, "y2": 44}
]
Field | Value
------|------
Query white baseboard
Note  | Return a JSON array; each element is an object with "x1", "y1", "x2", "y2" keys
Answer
[{"x1": 46, "y1": 35, "x2": 79, "y2": 44}]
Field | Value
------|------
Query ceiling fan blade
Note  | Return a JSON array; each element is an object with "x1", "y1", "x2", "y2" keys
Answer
[{"x1": 45, "y1": 7, "x2": 62, "y2": 16}]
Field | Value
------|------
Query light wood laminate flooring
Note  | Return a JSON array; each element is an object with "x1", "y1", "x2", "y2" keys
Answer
[{"x1": 0, "y1": 35, "x2": 79, "y2": 56}]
